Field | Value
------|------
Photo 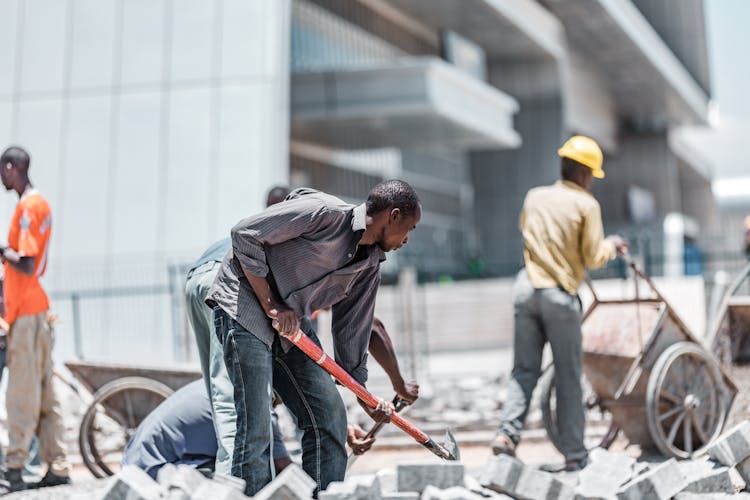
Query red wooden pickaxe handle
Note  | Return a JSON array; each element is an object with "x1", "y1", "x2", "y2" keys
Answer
[{"x1": 285, "y1": 329, "x2": 458, "y2": 460}]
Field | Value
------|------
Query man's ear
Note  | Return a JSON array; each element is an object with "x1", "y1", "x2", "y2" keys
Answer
[{"x1": 390, "y1": 207, "x2": 401, "y2": 222}]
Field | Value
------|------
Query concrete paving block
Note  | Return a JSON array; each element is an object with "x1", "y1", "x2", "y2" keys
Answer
[
  {"x1": 96, "y1": 465, "x2": 166, "y2": 500},
  {"x1": 211, "y1": 473, "x2": 247, "y2": 493},
  {"x1": 707, "y1": 421, "x2": 750, "y2": 467},
  {"x1": 191, "y1": 482, "x2": 247, "y2": 500},
  {"x1": 514, "y1": 466, "x2": 575, "y2": 500},
  {"x1": 677, "y1": 457, "x2": 735, "y2": 494},
  {"x1": 254, "y1": 464, "x2": 317, "y2": 500},
  {"x1": 421, "y1": 485, "x2": 485, "y2": 500},
  {"x1": 397, "y1": 462, "x2": 465, "y2": 493},
  {"x1": 157, "y1": 464, "x2": 207, "y2": 494},
  {"x1": 616, "y1": 459, "x2": 687, "y2": 500},
  {"x1": 463, "y1": 474, "x2": 510, "y2": 498},
  {"x1": 576, "y1": 449, "x2": 637, "y2": 498},
  {"x1": 676, "y1": 493, "x2": 750, "y2": 500},
  {"x1": 319, "y1": 475, "x2": 381, "y2": 500},
  {"x1": 729, "y1": 465, "x2": 747, "y2": 491},
  {"x1": 381, "y1": 494, "x2": 419, "y2": 500},
  {"x1": 479, "y1": 455, "x2": 524, "y2": 495},
  {"x1": 734, "y1": 454, "x2": 750, "y2": 485},
  {"x1": 377, "y1": 468, "x2": 397, "y2": 493}
]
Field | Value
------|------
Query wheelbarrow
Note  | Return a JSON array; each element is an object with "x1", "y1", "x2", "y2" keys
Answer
[
  {"x1": 540, "y1": 258, "x2": 737, "y2": 458},
  {"x1": 707, "y1": 262, "x2": 750, "y2": 365},
  {"x1": 64, "y1": 359, "x2": 201, "y2": 477}
]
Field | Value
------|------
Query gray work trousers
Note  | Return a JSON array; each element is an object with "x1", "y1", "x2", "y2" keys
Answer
[{"x1": 498, "y1": 270, "x2": 587, "y2": 461}]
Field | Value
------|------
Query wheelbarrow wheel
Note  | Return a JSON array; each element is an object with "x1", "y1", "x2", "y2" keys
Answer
[
  {"x1": 539, "y1": 365, "x2": 617, "y2": 453},
  {"x1": 79, "y1": 376, "x2": 174, "y2": 477},
  {"x1": 646, "y1": 342, "x2": 727, "y2": 458}
]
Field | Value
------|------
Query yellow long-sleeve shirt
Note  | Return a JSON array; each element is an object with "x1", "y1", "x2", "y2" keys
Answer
[{"x1": 521, "y1": 180, "x2": 616, "y2": 295}]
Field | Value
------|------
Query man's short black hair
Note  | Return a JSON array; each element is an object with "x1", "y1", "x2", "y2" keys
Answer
[
  {"x1": 1, "y1": 146, "x2": 30, "y2": 171},
  {"x1": 561, "y1": 157, "x2": 590, "y2": 181},
  {"x1": 266, "y1": 185, "x2": 291, "y2": 206},
  {"x1": 366, "y1": 179, "x2": 420, "y2": 217}
]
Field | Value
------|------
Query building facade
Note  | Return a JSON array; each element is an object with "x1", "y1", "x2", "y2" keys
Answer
[{"x1": 0, "y1": 0, "x2": 717, "y2": 362}]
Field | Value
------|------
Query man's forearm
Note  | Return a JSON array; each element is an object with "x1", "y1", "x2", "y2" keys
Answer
[
  {"x1": 1, "y1": 248, "x2": 35, "y2": 275},
  {"x1": 243, "y1": 268, "x2": 281, "y2": 316},
  {"x1": 368, "y1": 320, "x2": 405, "y2": 389}
]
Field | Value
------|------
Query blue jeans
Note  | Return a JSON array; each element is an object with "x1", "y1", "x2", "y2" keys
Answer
[
  {"x1": 214, "y1": 308, "x2": 347, "y2": 496},
  {"x1": 184, "y1": 262, "x2": 237, "y2": 475}
]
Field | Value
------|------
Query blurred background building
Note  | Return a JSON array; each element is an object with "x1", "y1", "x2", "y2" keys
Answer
[{"x1": 0, "y1": 0, "x2": 745, "y2": 364}]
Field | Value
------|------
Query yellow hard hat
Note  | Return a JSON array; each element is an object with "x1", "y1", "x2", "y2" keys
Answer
[{"x1": 558, "y1": 135, "x2": 605, "y2": 179}]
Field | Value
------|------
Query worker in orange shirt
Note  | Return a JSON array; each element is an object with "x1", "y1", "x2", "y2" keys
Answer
[{"x1": 0, "y1": 146, "x2": 70, "y2": 491}]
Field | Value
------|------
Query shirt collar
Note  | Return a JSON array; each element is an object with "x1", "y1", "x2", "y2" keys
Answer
[
  {"x1": 20, "y1": 186, "x2": 38, "y2": 202},
  {"x1": 558, "y1": 180, "x2": 588, "y2": 193},
  {"x1": 352, "y1": 203, "x2": 367, "y2": 232}
]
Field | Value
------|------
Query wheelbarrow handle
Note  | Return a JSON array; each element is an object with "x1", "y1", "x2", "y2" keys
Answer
[
  {"x1": 285, "y1": 329, "x2": 457, "y2": 460},
  {"x1": 619, "y1": 253, "x2": 667, "y2": 303}
]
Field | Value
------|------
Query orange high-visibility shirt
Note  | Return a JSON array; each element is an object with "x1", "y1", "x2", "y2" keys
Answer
[{"x1": 3, "y1": 189, "x2": 52, "y2": 325}]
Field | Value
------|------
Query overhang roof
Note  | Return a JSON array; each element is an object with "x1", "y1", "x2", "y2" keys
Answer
[
  {"x1": 384, "y1": 0, "x2": 565, "y2": 60},
  {"x1": 543, "y1": 0, "x2": 710, "y2": 127},
  {"x1": 291, "y1": 57, "x2": 521, "y2": 150}
]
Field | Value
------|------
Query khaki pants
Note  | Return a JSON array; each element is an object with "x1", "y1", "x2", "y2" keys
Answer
[{"x1": 6, "y1": 312, "x2": 70, "y2": 475}]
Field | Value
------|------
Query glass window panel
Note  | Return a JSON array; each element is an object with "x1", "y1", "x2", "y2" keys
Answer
[
  {"x1": 0, "y1": 0, "x2": 19, "y2": 96},
  {"x1": 121, "y1": 0, "x2": 164, "y2": 87},
  {"x1": 216, "y1": 84, "x2": 282, "y2": 236},
  {"x1": 111, "y1": 91, "x2": 162, "y2": 255},
  {"x1": 221, "y1": 0, "x2": 266, "y2": 78},
  {"x1": 70, "y1": 0, "x2": 116, "y2": 90},
  {"x1": 59, "y1": 96, "x2": 111, "y2": 258},
  {"x1": 164, "y1": 87, "x2": 212, "y2": 252},
  {"x1": 20, "y1": 0, "x2": 68, "y2": 94},
  {"x1": 170, "y1": 0, "x2": 214, "y2": 82}
]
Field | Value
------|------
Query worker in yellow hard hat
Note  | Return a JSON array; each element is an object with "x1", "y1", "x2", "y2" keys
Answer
[{"x1": 490, "y1": 135, "x2": 627, "y2": 472}]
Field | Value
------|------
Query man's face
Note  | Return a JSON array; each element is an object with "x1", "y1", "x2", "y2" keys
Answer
[
  {"x1": 0, "y1": 163, "x2": 14, "y2": 191},
  {"x1": 378, "y1": 204, "x2": 421, "y2": 252}
]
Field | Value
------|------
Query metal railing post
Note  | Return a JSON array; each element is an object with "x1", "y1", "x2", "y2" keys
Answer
[{"x1": 71, "y1": 293, "x2": 83, "y2": 359}]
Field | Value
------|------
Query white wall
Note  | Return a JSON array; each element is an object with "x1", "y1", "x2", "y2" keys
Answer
[{"x1": 0, "y1": 0, "x2": 290, "y2": 364}]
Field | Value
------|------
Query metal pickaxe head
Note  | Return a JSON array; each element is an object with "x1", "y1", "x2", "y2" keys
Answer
[
  {"x1": 422, "y1": 428, "x2": 460, "y2": 461},
  {"x1": 443, "y1": 429, "x2": 460, "y2": 461}
]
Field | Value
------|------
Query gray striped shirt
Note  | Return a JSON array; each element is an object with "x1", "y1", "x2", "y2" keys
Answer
[{"x1": 207, "y1": 188, "x2": 385, "y2": 384}]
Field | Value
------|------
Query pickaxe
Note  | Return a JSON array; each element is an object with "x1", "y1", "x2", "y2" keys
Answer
[
  {"x1": 346, "y1": 394, "x2": 409, "y2": 469},
  {"x1": 284, "y1": 329, "x2": 460, "y2": 461}
]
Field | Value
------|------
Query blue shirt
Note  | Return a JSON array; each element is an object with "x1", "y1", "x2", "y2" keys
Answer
[
  {"x1": 121, "y1": 380, "x2": 217, "y2": 479},
  {"x1": 189, "y1": 238, "x2": 231, "y2": 274},
  {"x1": 121, "y1": 379, "x2": 289, "y2": 478}
]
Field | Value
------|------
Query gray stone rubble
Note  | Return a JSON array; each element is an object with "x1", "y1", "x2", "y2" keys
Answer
[{"x1": 21, "y1": 419, "x2": 750, "y2": 499}]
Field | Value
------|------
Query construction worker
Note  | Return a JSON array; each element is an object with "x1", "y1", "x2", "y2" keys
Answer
[
  {"x1": 207, "y1": 180, "x2": 421, "y2": 495},
  {"x1": 186, "y1": 186, "x2": 419, "y2": 480},
  {"x1": 122, "y1": 379, "x2": 297, "y2": 479},
  {"x1": 744, "y1": 215, "x2": 750, "y2": 260},
  {"x1": 490, "y1": 136, "x2": 627, "y2": 472},
  {"x1": 185, "y1": 186, "x2": 291, "y2": 476},
  {"x1": 0, "y1": 146, "x2": 71, "y2": 491}
]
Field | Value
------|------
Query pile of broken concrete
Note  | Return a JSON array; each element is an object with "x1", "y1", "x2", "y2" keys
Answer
[{"x1": 95, "y1": 420, "x2": 750, "y2": 499}]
